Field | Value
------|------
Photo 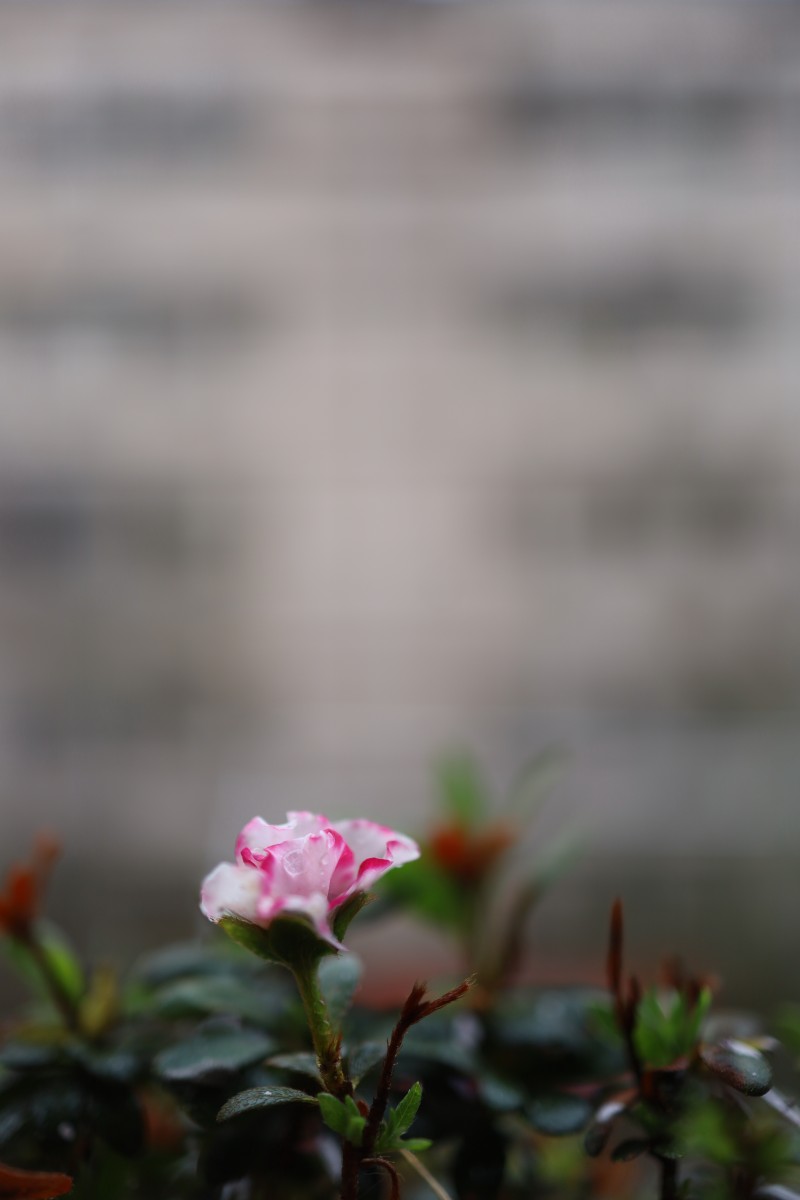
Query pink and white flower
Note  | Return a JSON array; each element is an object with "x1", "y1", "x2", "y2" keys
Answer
[{"x1": 200, "y1": 812, "x2": 419, "y2": 949}]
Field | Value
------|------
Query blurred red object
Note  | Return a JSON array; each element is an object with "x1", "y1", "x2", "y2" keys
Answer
[{"x1": 0, "y1": 832, "x2": 61, "y2": 940}]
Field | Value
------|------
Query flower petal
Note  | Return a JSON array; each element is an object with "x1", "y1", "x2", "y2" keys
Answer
[
  {"x1": 200, "y1": 862, "x2": 263, "y2": 924},
  {"x1": 235, "y1": 813, "x2": 329, "y2": 866},
  {"x1": 266, "y1": 831, "x2": 345, "y2": 901},
  {"x1": 203, "y1": 813, "x2": 419, "y2": 947}
]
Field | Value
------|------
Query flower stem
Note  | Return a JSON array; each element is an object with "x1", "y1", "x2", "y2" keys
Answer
[{"x1": 290, "y1": 961, "x2": 348, "y2": 1097}]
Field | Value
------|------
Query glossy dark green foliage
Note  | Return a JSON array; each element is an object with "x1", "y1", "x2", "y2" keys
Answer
[
  {"x1": 5, "y1": 769, "x2": 800, "y2": 1200},
  {"x1": 200, "y1": 1101, "x2": 330, "y2": 1193},
  {"x1": 267, "y1": 1051, "x2": 321, "y2": 1082},
  {"x1": 218, "y1": 1085, "x2": 317, "y2": 1122},
  {"x1": 130, "y1": 934, "x2": 293, "y2": 1029},
  {"x1": 154, "y1": 1019, "x2": 274, "y2": 1083},
  {"x1": 345, "y1": 1041, "x2": 385, "y2": 1087},
  {"x1": 489, "y1": 987, "x2": 624, "y2": 1088},
  {"x1": 317, "y1": 1092, "x2": 366, "y2": 1146},
  {"x1": 527, "y1": 1091, "x2": 594, "y2": 1136},
  {"x1": 0, "y1": 1068, "x2": 144, "y2": 1162},
  {"x1": 699, "y1": 1039, "x2": 773, "y2": 1097}
]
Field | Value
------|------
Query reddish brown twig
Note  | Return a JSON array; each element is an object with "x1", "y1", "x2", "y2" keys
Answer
[{"x1": 362, "y1": 979, "x2": 473, "y2": 1157}]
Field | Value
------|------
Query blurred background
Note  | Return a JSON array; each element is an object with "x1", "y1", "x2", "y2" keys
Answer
[{"x1": 1, "y1": 0, "x2": 800, "y2": 1009}]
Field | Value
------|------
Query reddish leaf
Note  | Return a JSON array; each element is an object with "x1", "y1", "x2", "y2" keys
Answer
[
  {"x1": 0, "y1": 1161, "x2": 72, "y2": 1198},
  {"x1": 0, "y1": 834, "x2": 61, "y2": 939}
]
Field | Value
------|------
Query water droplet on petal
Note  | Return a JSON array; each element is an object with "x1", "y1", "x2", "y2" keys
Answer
[{"x1": 283, "y1": 850, "x2": 305, "y2": 876}]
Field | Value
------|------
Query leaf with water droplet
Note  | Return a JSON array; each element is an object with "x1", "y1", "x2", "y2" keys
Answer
[
  {"x1": 217, "y1": 1085, "x2": 317, "y2": 1122},
  {"x1": 700, "y1": 1039, "x2": 772, "y2": 1096}
]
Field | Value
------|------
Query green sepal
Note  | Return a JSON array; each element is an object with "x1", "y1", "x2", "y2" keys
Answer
[
  {"x1": 332, "y1": 892, "x2": 373, "y2": 943},
  {"x1": 219, "y1": 914, "x2": 339, "y2": 971}
]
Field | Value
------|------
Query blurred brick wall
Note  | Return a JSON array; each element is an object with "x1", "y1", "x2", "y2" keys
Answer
[{"x1": 0, "y1": 1, "x2": 799, "y2": 990}]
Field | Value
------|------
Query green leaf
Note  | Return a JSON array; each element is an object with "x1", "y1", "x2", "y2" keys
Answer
[
  {"x1": 390, "y1": 1081, "x2": 423, "y2": 1138},
  {"x1": 155, "y1": 1022, "x2": 274, "y2": 1083},
  {"x1": 0, "y1": 1041, "x2": 62, "y2": 1072},
  {"x1": 131, "y1": 940, "x2": 252, "y2": 986},
  {"x1": 317, "y1": 1093, "x2": 366, "y2": 1146},
  {"x1": 527, "y1": 1092, "x2": 593, "y2": 1136},
  {"x1": 700, "y1": 1039, "x2": 773, "y2": 1096},
  {"x1": 149, "y1": 975, "x2": 278, "y2": 1024},
  {"x1": 38, "y1": 922, "x2": 85, "y2": 1005},
  {"x1": 436, "y1": 754, "x2": 489, "y2": 828},
  {"x1": 347, "y1": 1041, "x2": 386, "y2": 1086},
  {"x1": 267, "y1": 1052, "x2": 321, "y2": 1081},
  {"x1": 374, "y1": 1083, "x2": 427, "y2": 1153},
  {"x1": 66, "y1": 1043, "x2": 140, "y2": 1084},
  {"x1": 687, "y1": 987, "x2": 713, "y2": 1044},
  {"x1": 217, "y1": 1085, "x2": 317, "y2": 1122},
  {"x1": 496, "y1": 986, "x2": 609, "y2": 1056},
  {"x1": 633, "y1": 986, "x2": 713, "y2": 1070},
  {"x1": 401, "y1": 1138, "x2": 433, "y2": 1153},
  {"x1": 317, "y1": 1093, "x2": 349, "y2": 1136},
  {"x1": 316, "y1": 1094, "x2": 347, "y2": 1137},
  {"x1": 399, "y1": 1031, "x2": 474, "y2": 1074},
  {"x1": 318, "y1": 954, "x2": 362, "y2": 1031},
  {"x1": 1, "y1": 921, "x2": 84, "y2": 1010},
  {"x1": 478, "y1": 1075, "x2": 524, "y2": 1113},
  {"x1": 0, "y1": 1074, "x2": 88, "y2": 1148}
]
